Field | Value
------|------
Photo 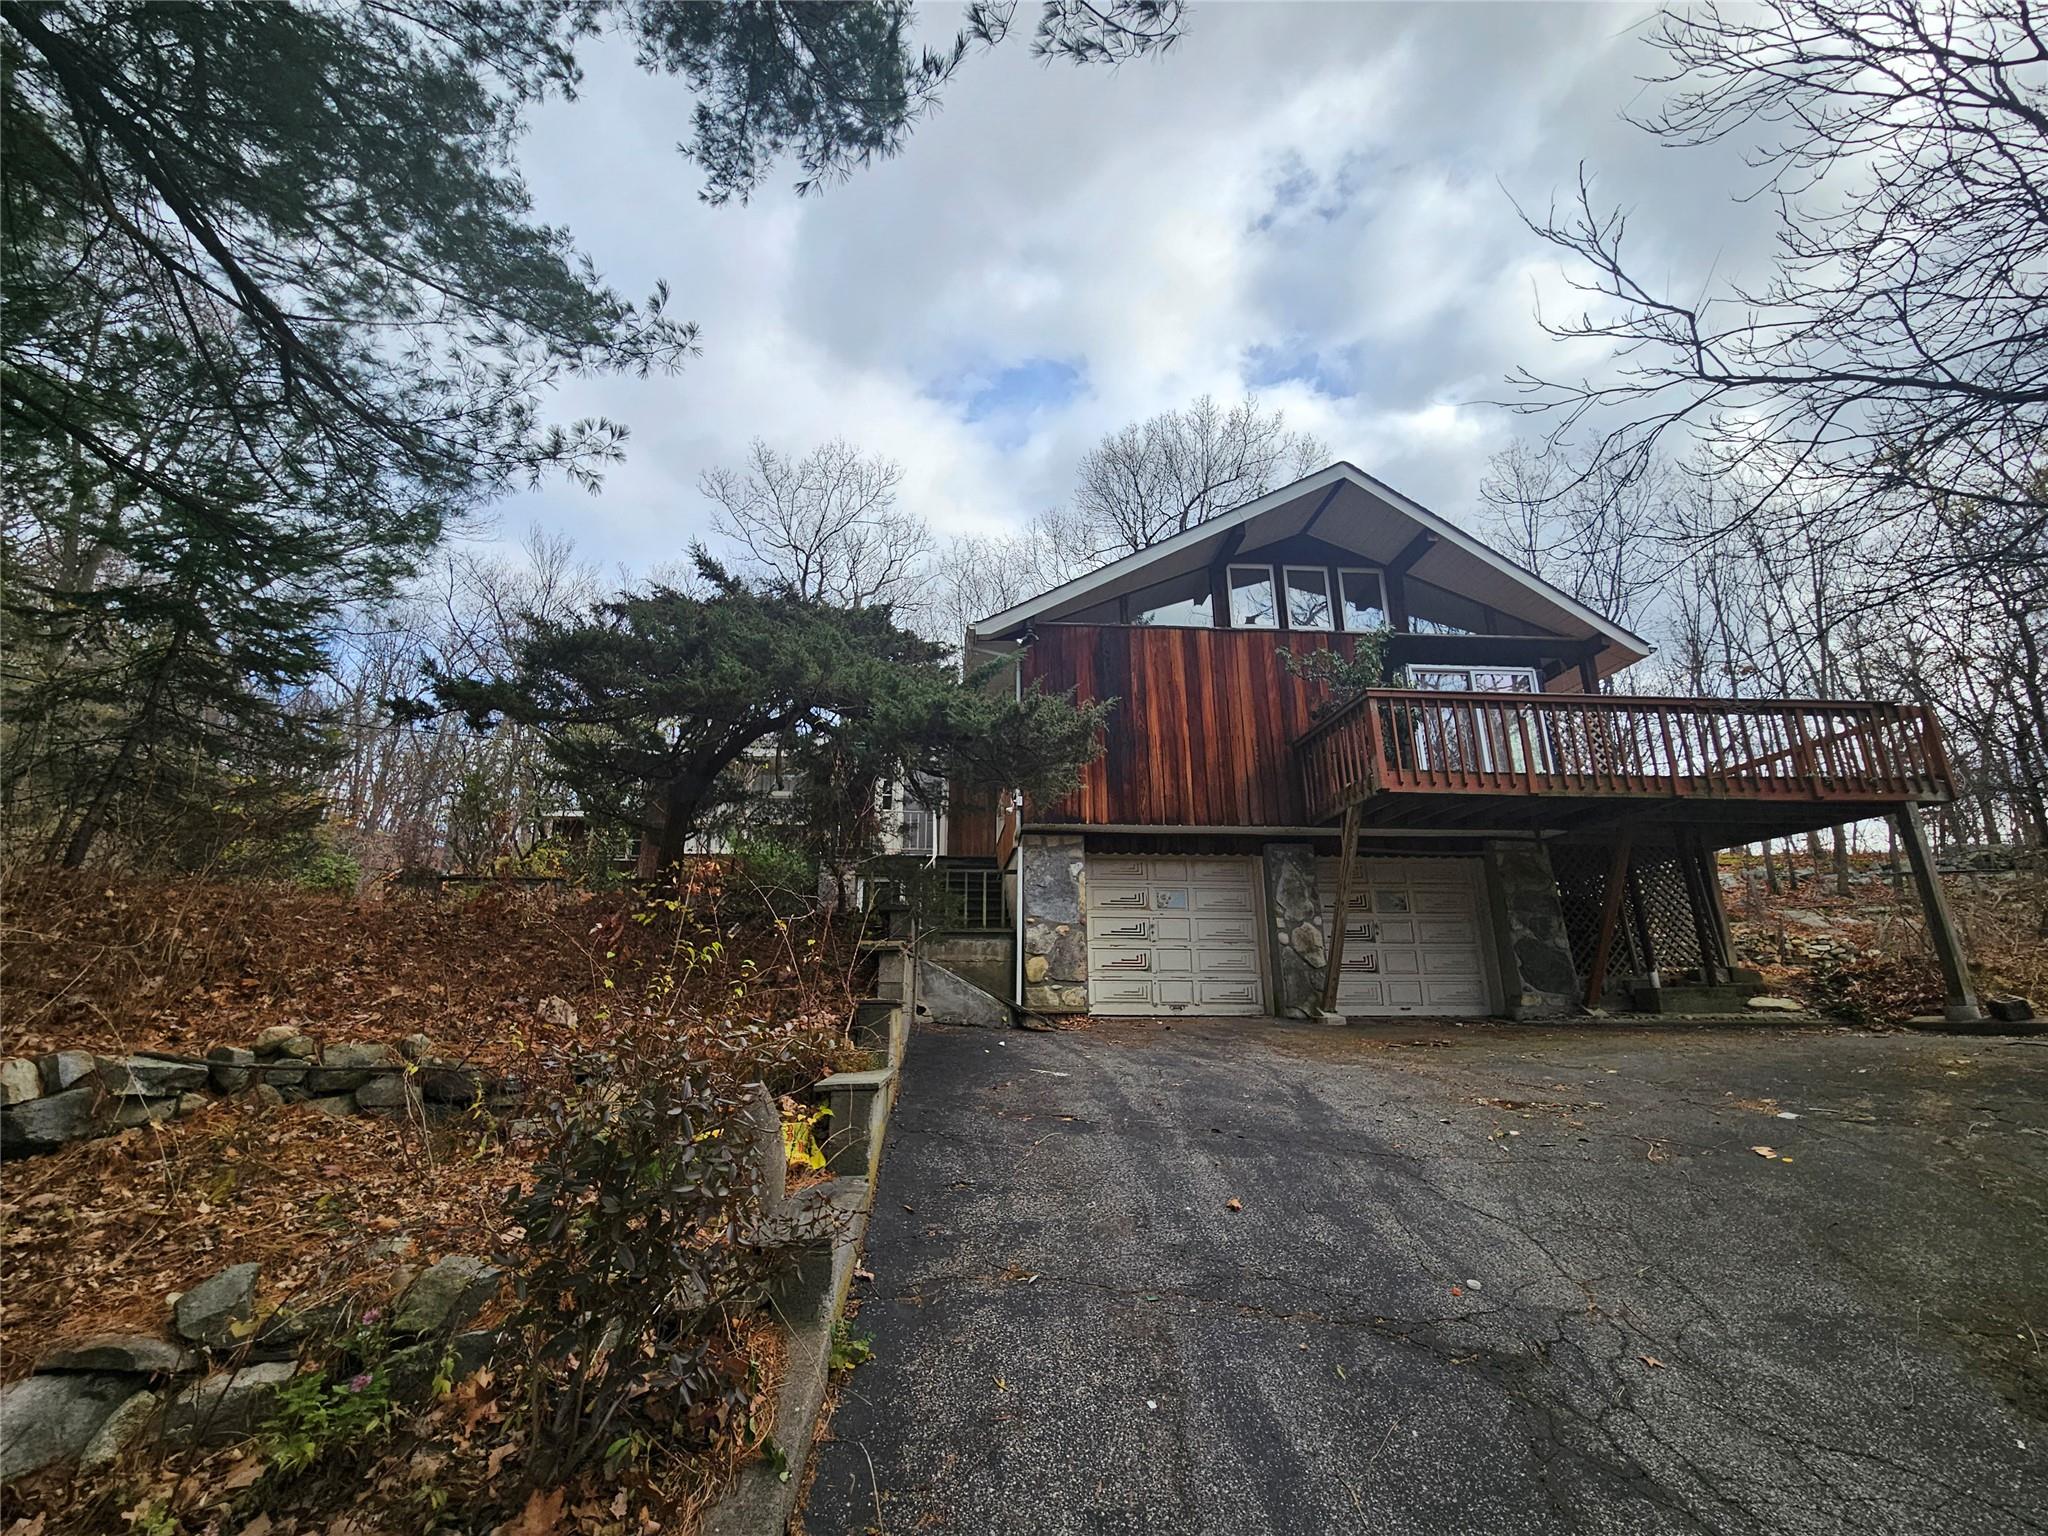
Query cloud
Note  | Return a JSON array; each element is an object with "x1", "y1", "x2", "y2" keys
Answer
[{"x1": 482, "y1": 1, "x2": 1781, "y2": 570}]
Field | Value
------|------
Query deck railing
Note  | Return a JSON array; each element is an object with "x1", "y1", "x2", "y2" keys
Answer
[{"x1": 1296, "y1": 690, "x2": 1953, "y2": 824}]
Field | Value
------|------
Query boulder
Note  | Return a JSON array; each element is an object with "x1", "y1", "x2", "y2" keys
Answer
[
  {"x1": 96, "y1": 1055, "x2": 207, "y2": 1098},
  {"x1": 416, "y1": 1065, "x2": 482, "y2": 1104},
  {"x1": 309, "y1": 1093, "x2": 358, "y2": 1117},
  {"x1": 208, "y1": 1046, "x2": 256, "y2": 1093},
  {"x1": 355, "y1": 1073, "x2": 422, "y2": 1113},
  {"x1": 385, "y1": 1328, "x2": 499, "y2": 1398},
  {"x1": 253, "y1": 1025, "x2": 317, "y2": 1058},
  {"x1": 0, "y1": 1371, "x2": 135, "y2": 1479},
  {"x1": 1988, "y1": 994, "x2": 2036, "y2": 1024},
  {"x1": 2, "y1": 1086, "x2": 102, "y2": 1154},
  {"x1": 161, "y1": 1361, "x2": 296, "y2": 1446},
  {"x1": 111, "y1": 1095, "x2": 200, "y2": 1132},
  {"x1": 392, "y1": 1256, "x2": 501, "y2": 1336},
  {"x1": 398, "y1": 1033, "x2": 438, "y2": 1063},
  {"x1": 78, "y1": 1389, "x2": 159, "y2": 1469},
  {"x1": 1, "y1": 1057, "x2": 42, "y2": 1106},
  {"x1": 37, "y1": 1334, "x2": 199, "y2": 1376},
  {"x1": 172, "y1": 1262, "x2": 260, "y2": 1347},
  {"x1": 248, "y1": 1083, "x2": 286, "y2": 1110},
  {"x1": 38, "y1": 1049, "x2": 97, "y2": 1094},
  {"x1": 537, "y1": 995, "x2": 577, "y2": 1029},
  {"x1": 306, "y1": 1042, "x2": 394, "y2": 1094},
  {"x1": 260, "y1": 1060, "x2": 308, "y2": 1089}
]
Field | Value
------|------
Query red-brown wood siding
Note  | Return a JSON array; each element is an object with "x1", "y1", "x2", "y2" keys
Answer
[
  {"x1": 1023, "y1": 624, "x2": 1361, "y2": 826},
  {"x1": 946, "y1": 777, "x2": 998, "y2": 858}
]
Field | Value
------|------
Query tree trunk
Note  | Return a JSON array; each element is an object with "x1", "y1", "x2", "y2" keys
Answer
[
  {"x1": 1763, "y1": 838, "x2": 1782, "y2": 895},
  {"x1": 1831, "y1": 826, "x2": 1851, "y2": 896}
]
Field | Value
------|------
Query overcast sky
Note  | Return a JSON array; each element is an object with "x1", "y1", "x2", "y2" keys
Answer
[{"x1": 491, "y1": 1, "x2": 1776, "y2": 573}]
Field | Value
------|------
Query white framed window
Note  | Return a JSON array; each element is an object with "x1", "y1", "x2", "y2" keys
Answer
[
  {"x1": 1227, "y1": 565, "x2": 1278, "y2": 628},
  {"x1": 1282, "y1": 566, "x2": 1334, "y2": 630},
  {"x1": 1337, "y1": 568, "x2": 1387, "y2": 632}
]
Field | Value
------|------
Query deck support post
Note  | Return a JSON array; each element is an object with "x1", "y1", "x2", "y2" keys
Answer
[
  {"x1": 1584, "y1": 836, "x2": 1633, "y2": 1008},
  {"x1": 1681, "y1": 832, "x2": 1730, "y2": 985},
  {"x1": 1319, "y1": 803, "x2": 1362, "y2": 1015},
  {"x1": 1893, "y1": 805, "x2": 1983, "y2": 1023}
]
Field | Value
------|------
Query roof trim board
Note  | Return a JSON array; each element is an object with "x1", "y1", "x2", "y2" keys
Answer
[{"x1": 970, "y1": 461, "x2": 1653, "y2": 673}]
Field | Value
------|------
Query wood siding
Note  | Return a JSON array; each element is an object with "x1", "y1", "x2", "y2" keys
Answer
[{"x1": 1022, "y1": 624, "x2": 1361, "y2": 826}]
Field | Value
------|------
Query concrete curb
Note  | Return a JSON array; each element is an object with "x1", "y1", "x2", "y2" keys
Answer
[{"x1": 703, "y1": 944, "x2": 913, "y2": 1536}]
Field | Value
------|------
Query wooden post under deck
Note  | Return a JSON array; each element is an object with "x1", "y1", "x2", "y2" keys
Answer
[
  {"x1": 1893, "y1": 804, "x2": 1984, "y2": 1022},
  {"x1": 1584, "y1": 836, "x2": 1633, "y2": 1008},
  {"x1": 1320, "y1": 803, "x2": 1362, "y2": 1015}
]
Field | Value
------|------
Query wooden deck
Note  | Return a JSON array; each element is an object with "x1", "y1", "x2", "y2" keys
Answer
[{"x1": 1296, "y1": 690, "x2": 1954, "y2": 834}]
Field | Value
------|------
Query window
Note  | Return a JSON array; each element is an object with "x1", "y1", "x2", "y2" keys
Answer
[
  {"x1": 1228, "y1": 565, "x2": 1278, "y2": 628},
  {"x1": 1404, "y1": 578, "x2": 1487, "y2": 636},
  {"x1": 1338, "y1": 569, "x2": 1387, "y2": 632},
  {"x1": 1127, "y1": 568, "x2": 1215, "y2": 628},
  {"x1": 1283, "y1": 567, "x2": 1334, "y2": 630}
]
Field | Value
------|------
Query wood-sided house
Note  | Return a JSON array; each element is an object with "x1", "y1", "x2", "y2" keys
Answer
[{"x1": 945, "y1": 461, "x2": 1982, "y2": 1024}]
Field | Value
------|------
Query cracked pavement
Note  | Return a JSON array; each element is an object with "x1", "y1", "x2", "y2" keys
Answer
[{"x1": 801, "y1": 1017, "x2": 2048, "y2": 1535}]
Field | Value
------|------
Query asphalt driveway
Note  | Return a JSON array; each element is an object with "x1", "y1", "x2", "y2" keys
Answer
[{"x1": 803, "y1": 1016, "x2": 2048, "y2": 1536}]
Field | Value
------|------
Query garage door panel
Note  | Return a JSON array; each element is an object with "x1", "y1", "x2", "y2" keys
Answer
[
  {"x1": 1086, "y1": 855, "x2": 1263, "y2": 1016},
  {"x1": 1317, "y1": 856, "x2": 1493, "y2": 1017}
]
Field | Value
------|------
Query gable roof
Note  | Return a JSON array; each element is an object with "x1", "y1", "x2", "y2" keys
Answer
[{"x1": 970, "y1": 460, "x2": 1653, "y2": 676}]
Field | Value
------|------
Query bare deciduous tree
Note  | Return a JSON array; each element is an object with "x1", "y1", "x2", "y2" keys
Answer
[
  {"x1": 701, "y1": 439, "x2": 932, "y2": 612},
  {"x1": 1074, "y1": 393, "x2": 1327, "y2": 559},
  {"x1": 1508, "y1": 0, "x2": 2048, "y2": 577}
]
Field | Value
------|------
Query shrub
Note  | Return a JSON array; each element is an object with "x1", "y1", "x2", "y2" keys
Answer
[{"x1": 502, "y1": 1048, "x2": 828, "y2": 1487}]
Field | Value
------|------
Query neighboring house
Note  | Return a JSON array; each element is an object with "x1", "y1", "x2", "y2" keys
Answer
[{"x1": 948, "y1": 462, "x2": 1979, "y2": 1024}]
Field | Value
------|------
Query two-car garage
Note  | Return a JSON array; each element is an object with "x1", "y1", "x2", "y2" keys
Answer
[{"x1": 1080, "y1": 851, "x2": 1494, "y2": 1018}]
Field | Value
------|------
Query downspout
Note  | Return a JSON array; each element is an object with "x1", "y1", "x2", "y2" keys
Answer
[{"x1": 1012, "y1": 641, "x2": 1026, "y2": 1010}]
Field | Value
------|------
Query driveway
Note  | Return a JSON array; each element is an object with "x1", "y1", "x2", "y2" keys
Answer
[{"x1": 803, "y1": 1016, "x2": 2048, "y2": 1536}]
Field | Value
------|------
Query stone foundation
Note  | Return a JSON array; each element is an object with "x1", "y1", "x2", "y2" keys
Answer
[
  {"x1": 1261, "y1": 843, "x2": 1327, "y2": 1018},
  {"x1": 1481, "y1": 840, "x2": 1579, "y2": 1018},
  {"x1": 1020, "y1": 833, "x2": 1087, "y2": 1014}
]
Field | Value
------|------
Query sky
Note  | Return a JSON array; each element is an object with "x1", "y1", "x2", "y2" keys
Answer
[{"x1": 490, "y1": 1, "x2": 1779, "y2": 574}]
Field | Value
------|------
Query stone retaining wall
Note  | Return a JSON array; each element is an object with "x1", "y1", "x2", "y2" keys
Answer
[{"x1": 1, "y1": 1024, "x2": 543, "y2": 1158}]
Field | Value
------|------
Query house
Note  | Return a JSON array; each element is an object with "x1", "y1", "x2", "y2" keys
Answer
[{"x1": 945, "y1": 462, "x2": 1980, "y2": 1024}]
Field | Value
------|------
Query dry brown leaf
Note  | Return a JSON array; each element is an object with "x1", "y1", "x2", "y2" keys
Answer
[
  {"x1": 1639, "y1": 1354, "x2": 1667, "y2": 1369},
  {"x1": 236, "y1": 1516, "x2": 273, "y2": 1536},
  {"x1": 1225, "y1": 1197, "x2": 1242, "y2": 1212},
  {"x1": 218, "y1": 1456, "x2": 266, "y2": 1490},
  {"x1": 506, "y1": 1486, "x2": 565, "y2": 1536},
  {"x1": 1750, "y1": 1146, "x2": 1777, "y2": 1158}
]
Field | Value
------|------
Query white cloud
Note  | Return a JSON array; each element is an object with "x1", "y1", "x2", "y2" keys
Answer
[{"x1": 485, "y1": 1, "x2": 1781, "y2": 569}]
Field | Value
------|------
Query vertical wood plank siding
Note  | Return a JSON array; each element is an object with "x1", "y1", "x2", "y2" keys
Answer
[{"x1": 1023, "y1": 624, "x2": 1359, "y2": 826}]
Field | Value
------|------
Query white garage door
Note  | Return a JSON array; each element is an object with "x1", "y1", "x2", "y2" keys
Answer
[
  {"x1": 1086, "y1": 855, "x2": 1264, "y2": 1016},
  {"x1": 1315, "y1": 856, "x2": 1493, "y2": 1016}
]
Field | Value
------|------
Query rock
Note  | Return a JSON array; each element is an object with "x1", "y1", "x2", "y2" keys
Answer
[
  {"x1": 96, "y1": 1055, "x2": 207, "y2": 1098},
  {"x1": 1, "y1": 1086, "x2": 103, "y2": 1154},
  {"x1": 537, "y1": 995, "x2": 577, "y2": 1029},
  {"x1": 1, "y1": 1057, "x2": 42, "y2": 1106},
  {"x1": 1747, "y1": 995, "x2": 1806, "y2": 1013},
  {"x1": 306, "y1": 1042, "x2": 394, "y2": 1094},
  {"x1": 309, "y1": 1093, "x2": 358, "y2": 1117},
  {"x1": 207, "y1": 1046, "x2": 256, "y2": 1093},
  {"x1": 392, "y1": 1256, "x2": 501, "y2": 1336},
  {"x1": 172, "y1": 1262, "x2": 260, "y2": 1347},
  {"x1": 160, "y1": 1361, "x2": 296, "y2": 1446},
  {"x1": 248, "y1": 1083, "x2": 286, "y2": 1109},
  {"x1": 78, "y1": 1388, "x2": 158, "y2": 1469},
  {"x1": 38, "y1": 1049, "x2": 97, "y2": 1093},
  {"x1": 386, "y1": 1328, "x2": 499, "y2": 1398},
  {"x1": 355, "y1": 1073, "x2": 422, "y2": 1113},
  {"x1": 253, "y1": 1025, "x2": 317, "y2": 1058},
  {"x1": 505, "y1": 1118, "x2": 547, "y2": 1143},
  {"x1": 111, "y1": 1096, "x2": 184, "y2": 1132},
  {"x1": 37, "y1": 1334, "x2": 199, "y2": 1376},
  {"x1": 260, "y1": 1060, "x2": 308, "y2": 1090},
  {"x1": 416, "y1": 1065, "x2": 482, "y2": 1103},
  {"x1": 398, "y1": 1033, "x2": 437, "y2": 1063},
  {"x1": 0, "y1": 1371, "x2": 136, "y2": 1479},
  {"x1": 1988, "y1": 994, "x2": 2036, "y2": 1023}
]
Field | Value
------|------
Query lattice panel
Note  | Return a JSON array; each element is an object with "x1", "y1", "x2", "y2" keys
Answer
[
  {"x1": 1553, "y1": 844, "x2": 1710, "y2": 991},
  {"x1": 1552, "y1": 845, "x2": 1642, "y2": 984},
  {"x1": 1630, "y1": 850, "x2": 1701, "y2": 973}
]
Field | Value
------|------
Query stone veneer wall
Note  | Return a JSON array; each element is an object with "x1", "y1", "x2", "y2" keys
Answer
[
  {"x1": 1019, "y1": 833, "x2": 1087, "y2": 1014},
  {"x1": 1261, "y1": 843, "x2": 1328, "y2": 1018},
  {"x1": 1481, "y1": 839, "x2": 1580, "y2": 1018}
]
